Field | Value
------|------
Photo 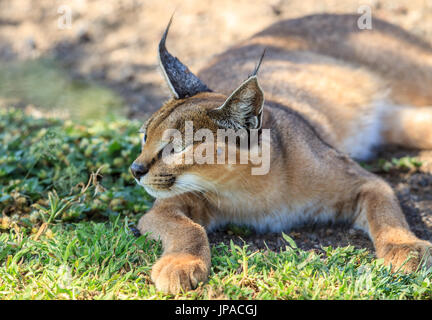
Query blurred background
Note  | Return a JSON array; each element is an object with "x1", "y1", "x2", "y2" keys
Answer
[{"x1": 1, "y1": 0, "x2": 432, "y2": 121}]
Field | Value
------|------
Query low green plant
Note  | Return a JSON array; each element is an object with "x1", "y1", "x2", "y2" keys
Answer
[{"x1": 0, "y1": 108, "x2": 152, "y2": 233}]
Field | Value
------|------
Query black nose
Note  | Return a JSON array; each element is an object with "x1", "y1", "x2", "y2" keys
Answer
[{"x1": 130, "y1": 162, "x2": 148, "y2": 179}]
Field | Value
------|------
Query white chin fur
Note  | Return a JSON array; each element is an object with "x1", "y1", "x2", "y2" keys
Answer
[
  {"x1": 135, "y1": 177, "x2": 182, "y2": 199},
  {"x1": 135, "y1": 174, "x2": 216, "y2": 199},
  {"x1": 143, "y1": 185, "x2": 177, "y2": 199}
]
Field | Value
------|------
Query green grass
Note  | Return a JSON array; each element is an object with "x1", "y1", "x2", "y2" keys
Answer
[
  {"x1": 1, "y1": 108, "x2": 432, "y2": 300},
  {"x1": 360, "y1": 156, "x2": 423, "y2": 173},
  {"x1": 0, "y1": 108, "x2": 152, "y2": 229},
  {"x1": 1, "y1": 218, "x2": 432, "y2": 299}
]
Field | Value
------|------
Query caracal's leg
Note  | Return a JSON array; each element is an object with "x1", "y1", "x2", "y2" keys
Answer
[
  {"x1": 137, "y1": 197, "x2": 211, "y2": 294},
  {"x1": 350, "y1": 177, "x2": 432, "y2": 271}
]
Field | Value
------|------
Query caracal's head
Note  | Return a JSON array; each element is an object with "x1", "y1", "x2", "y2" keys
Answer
[{"x1": 131, "y1": 17, "x2": 267, "y2": 199}]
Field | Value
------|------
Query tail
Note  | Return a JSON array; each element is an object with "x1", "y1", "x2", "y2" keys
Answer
[{"x1": 381, "y1": 103, "x2": 432, "y2": 149}]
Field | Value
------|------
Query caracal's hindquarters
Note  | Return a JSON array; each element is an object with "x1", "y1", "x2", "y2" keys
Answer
[{"x1": 381, "y1": 104, "x2": 432, "y2": 150}]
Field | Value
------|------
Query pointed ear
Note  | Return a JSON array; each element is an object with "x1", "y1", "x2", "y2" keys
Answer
[
  {"x1": 208, "y1": 76, "x2": 264, "y2": 130},
  {"x1": 158, "y1": 16, "x2": 211, "y2": 99}
]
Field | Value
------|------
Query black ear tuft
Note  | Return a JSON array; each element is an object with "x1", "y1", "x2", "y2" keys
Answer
[
  {"x1": 158, "y1": 16, "x2": 212, "y2": 99},
  {"x1": 249, "y1": 48, "x2": 266, "y2": 78}
]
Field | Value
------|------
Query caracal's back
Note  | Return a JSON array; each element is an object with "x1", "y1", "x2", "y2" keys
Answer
[{"x1": 199, "y1": 14, "x2": 432, "y2": 159}]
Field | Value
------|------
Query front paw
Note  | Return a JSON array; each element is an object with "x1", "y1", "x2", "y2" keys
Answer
[
  {"x1": 151, "y1": 253, "x2": 209, "y2": 294},
  {"x1": 380, "y1": 240, "x2": 432, "y2": 272}
]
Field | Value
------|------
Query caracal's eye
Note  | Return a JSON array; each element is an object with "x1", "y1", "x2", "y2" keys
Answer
[
  {"x1": 138, "y1": 122, "x2": 147, "y2": 146},
  {"x1": 139, "y1": 132, "x2": 146, "y2": 145}
]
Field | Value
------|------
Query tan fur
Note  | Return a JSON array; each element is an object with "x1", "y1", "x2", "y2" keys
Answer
[{"x1": 133, "y1": 14, "x2": 432, "y2": 293}]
